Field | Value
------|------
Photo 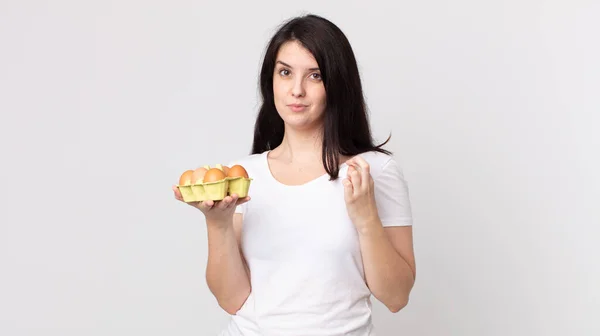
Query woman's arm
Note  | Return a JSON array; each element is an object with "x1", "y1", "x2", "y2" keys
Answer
[
  {"x1": 172, "y1": 186, "x2": 251, "y2": 315},
  {"x1": 205, "y1": 213, "x2": 251, "y2": 315},
  {"x1": 343, "y1": 156, "x2": 416, "y2": 312},
  {"x1": 357, "y1": 223, "x2": 416, "y2": 312}
]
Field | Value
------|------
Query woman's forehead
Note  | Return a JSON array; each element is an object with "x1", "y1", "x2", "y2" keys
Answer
[{"x1": 276, "y1": 41, "x2": 319, "y2": 69}]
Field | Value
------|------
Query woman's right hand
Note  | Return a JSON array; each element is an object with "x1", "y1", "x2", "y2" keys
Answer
[{"x1": 172, "y1": 185, "x2": 251, "y2": 226}]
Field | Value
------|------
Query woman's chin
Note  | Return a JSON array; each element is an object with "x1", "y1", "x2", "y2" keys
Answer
[{"x1": 282, "y1": 117, "x2": 323, "y2": 131}]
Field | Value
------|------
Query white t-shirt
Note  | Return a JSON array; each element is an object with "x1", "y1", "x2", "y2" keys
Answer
[{"x1": 220, "y1": 150, "x2": 413, "y2": 336}]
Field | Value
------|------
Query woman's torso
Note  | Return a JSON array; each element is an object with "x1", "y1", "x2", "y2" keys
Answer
[{"x1": 221, "y1": 151, "x2": 387, "y2": 336}]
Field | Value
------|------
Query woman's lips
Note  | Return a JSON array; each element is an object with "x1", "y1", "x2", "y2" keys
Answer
[{"x1": 288, "y1": 104, "x2": 308, "y2": 112}]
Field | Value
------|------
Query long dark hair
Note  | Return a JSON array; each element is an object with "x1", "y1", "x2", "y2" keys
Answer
[{"x1": 251, "y1": 14, "x2": 392, "y2": 181}]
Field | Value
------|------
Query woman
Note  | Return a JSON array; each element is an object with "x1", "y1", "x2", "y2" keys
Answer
[{"x1": 173, "y1": 14, "x2": 416, "y2": 336}]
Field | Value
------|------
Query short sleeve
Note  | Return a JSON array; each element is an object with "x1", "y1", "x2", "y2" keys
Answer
[{"x1": 374, "y1": 157, "x2": 413, "y2": 227}]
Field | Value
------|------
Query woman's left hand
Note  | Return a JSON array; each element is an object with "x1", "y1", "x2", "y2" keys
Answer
[{"x1": 343, "y1": 156, "x2": 380, "y2": 230}]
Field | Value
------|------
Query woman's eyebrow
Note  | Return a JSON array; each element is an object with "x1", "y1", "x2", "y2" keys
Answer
[{"x1": 276, "y1": 60, "x2": 320, "y2": 71}]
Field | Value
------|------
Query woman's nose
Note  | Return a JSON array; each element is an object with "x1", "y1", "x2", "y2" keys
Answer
[{"x1": 291, "y1": 79, "x2": 305, "y2": 97}]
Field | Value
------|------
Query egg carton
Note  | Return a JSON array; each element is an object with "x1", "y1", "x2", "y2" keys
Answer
[
  {"x1": 227, "y1": 176, "x2": 253, "y2": 198},
  {"x1": 178, "y1": 177, "x2": 253, "y2": 202}
]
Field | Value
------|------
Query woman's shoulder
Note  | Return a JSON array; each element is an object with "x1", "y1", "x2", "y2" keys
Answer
[
  {"x1": 226, "y1": 151, "x2": 267, "y2": 176},
  {"x1": 353, "y1": 150, "x2": 404, "y2": 179}
]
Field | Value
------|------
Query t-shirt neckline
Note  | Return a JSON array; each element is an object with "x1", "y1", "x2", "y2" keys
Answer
[{"x1": 262, "y1": 150, "x2": 347, "y2": 188}]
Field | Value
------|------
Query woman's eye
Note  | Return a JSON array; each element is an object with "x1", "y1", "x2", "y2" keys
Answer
[
  {"x1": 279, "y1": 69, "x2": 290, "y2": 76},
  {"x1": 310, "y1": 73, "x2": 322, "y2": 80}
]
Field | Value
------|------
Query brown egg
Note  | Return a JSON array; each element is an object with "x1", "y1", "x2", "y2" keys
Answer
[
  {"x1": 227, "y1": 165, "x2": 249, "y2": 178},
  {"x1": 191, "y1": 167, "x2": 208, "y2": 184},
  {"x1": 215, "y1": 164, "x2": 230, "y2": 175},
  {"x1": 203, "y1": 168, "x2": 226, "y2": 183},
  {"x1": 179, "y1": 169, "x2": 194, "y2": 185}
]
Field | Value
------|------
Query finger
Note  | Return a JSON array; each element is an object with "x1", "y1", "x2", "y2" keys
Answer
[
  {"x1": 343, "y1": 177, "x2": 353, "y2": 201},
  {"x1": 198, "y1": 200, "x2": 214, "y2": 211},
  {"x1": 348, "y1": 165, "x2": 362, "y2": 192},
  {"x1": 216, "y1": 195, "x2": 237, "y2": 210},
  {"x1": 235, "y1": 196, "x2": 251, "y2": 206},
  {"x1": 172, "y1": 185, "x2": 183, "y2": 201},
  {"x1": 228, "y1": 194, "x2": 239, "y2": 205},
  {"x1": 218, "y1": 196, "x2": 237, "y2": 210},
  {"x1": 350, "y1": 157, "x2": 371, "y2": 192},
  {"x1": 346, "y1": 157, "x2": 361, "y2": 171},
  {"x1": 225, "y1": 193, "x2": 241, "y2": 208},
  {"x1": 352, "y1": 155, "x2": 371, "y2": 183},
  {"x1": 351, "y1": 155, "x2": 368, "y2": 169},
  {"x1": 228, "y1": 193, "x2": 240, "y2": 205},
  {"x1": 213, "y1": 198, "x2": 226, "y2": 210}
]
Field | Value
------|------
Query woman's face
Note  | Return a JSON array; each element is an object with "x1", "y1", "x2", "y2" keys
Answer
[{"x1": 273, "y1": 40, "x2": 326, "y2": 131}]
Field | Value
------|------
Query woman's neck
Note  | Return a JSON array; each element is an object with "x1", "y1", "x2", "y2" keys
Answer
[{"x1": 271, "y1": 126, "x2": 323, "y2": 165}]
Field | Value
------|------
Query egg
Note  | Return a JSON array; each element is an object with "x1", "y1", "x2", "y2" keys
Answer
[
  {"x1": 191, "y1": 167, "x2": 208, "y2": 184},
  {"x1": 227, "y1": 165, "x2": 249, "y2": 178},
  {"x1": 203, "y1": 168, "x2": 226, "y2": 183},
  {"x1": 214, "y1": 164, "x2": 230, "y2": 175},
  {"x1": 179, "y1": 169, "x2": 194, "y2": 185}
]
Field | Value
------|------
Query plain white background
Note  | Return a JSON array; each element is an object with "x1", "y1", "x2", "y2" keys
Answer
[{"x1": 1, "y1": 0, "x2": 599, "y2": 335}]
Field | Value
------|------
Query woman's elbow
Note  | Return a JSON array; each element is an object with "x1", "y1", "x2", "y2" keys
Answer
[
  {"x1": 218, "y1": 291, "x2": 251, "y2": 315},
  {"x1": 387, "y1": 296, "x2": 409, "y2": 313},
  {"x1": 220, "y1": 304, "x2": 241, "y2": 315},
  {"x1": 218, "y1": 299, "x2": 243, "y2": 315}
]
